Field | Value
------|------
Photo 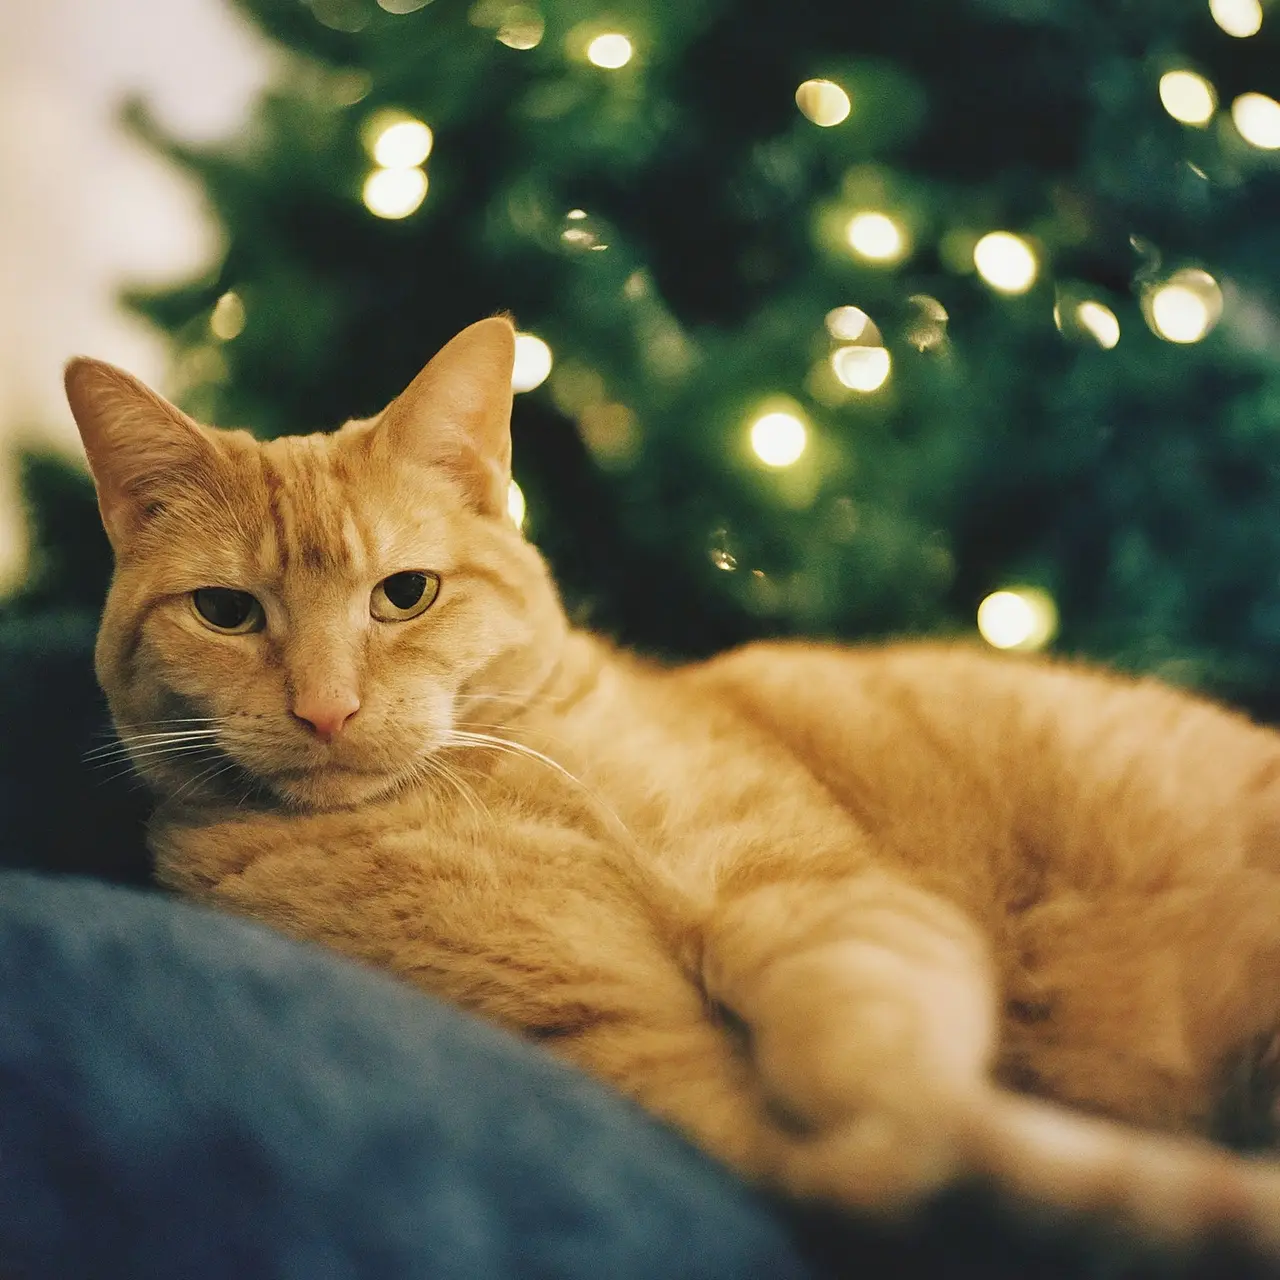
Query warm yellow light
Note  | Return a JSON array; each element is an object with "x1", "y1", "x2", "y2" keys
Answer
[
  {"x1": 1146, "y1": 269, "x2": 1222, "y2": 344},
  {"x1": 845, "y1": 212, "x2": 908, "y2": 264},
  {"x1": 977, "y1": 588, "x2": 1058, "y2": 652},
  {"x1": 1159, "y1": 70, "x2": 1217, "y2": 126},
  {"x1": 749, "y1": 411, "x2": 808, "y2": 468},
  {"x1": 362, "y1": 167, "x2": 428, "y2": 218},
  {"x1": 1232, "y1": 93, "x2": 1280, "y2": 148},
  {"x1": 831, "y1": 346, "x2": 891, "y2": 392},
  {"x1": 795, "y1": 79, "x2": 851, "y2": 127},
  {"x1": 825, "y1": 306, "x2": 873, "y2": 341},
  {"x1": 586, "y1": 33, "x2": 633, "y2": 68},
  {"x1": 1210, "y1": 0, "x2": 1262, "y2": 37},
  {"x1": 497, "y1": 6, "x2": 544, "y2": 48},
  {"x1": 973, "y1": 232, "x2": 1038, "y2": 295},
  {"x1": 1075, "y1": 301, "x2": 1120, "y2": 349},
  {"x1": 507, "y1": 480, "x2": 527, "y2": 528},
  {"x1": 512, "y1": 333, "x2": 553, "y2": 392},
  {"x1": 209, "y1": 291, "x2": 246, "y2": 341},
  {"x1": 373, "y1": 118, "x2": 433, "y2": 168}
]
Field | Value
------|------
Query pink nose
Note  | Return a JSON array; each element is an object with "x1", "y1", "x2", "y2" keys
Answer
[{"x1": 291, "y1": 691, "x2": 360, "y2": 742}]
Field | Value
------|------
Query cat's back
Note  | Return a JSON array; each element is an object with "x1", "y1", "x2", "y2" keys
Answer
[{"x1": 678, "y1": 639, "x2": 1280, "y2": 906}]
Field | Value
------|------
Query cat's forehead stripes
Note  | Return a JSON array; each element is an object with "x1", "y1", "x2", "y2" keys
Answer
[{"x1": 251, "y1": 434, "x2": 371, "y2": 580}]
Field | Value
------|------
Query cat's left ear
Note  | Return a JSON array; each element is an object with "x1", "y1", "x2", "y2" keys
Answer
[{"x1": 377, "y1": 316, "x2": 515, "y2": 517}]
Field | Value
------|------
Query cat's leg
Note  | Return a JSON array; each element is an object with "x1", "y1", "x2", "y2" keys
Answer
[
  {"x1": 701, "y1": 868, "x2": 997, "y2": 1207},
  {"x1": 700, "y1": 866, "x2": 1280, "y2": 1255}
]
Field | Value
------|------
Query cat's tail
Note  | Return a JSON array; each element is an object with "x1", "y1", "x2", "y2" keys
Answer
[{"x1": 774, "y1": 1089, "x2": 1280, "y2": 1258}]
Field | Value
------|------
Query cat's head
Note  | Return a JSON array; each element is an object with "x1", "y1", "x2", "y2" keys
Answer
[{"x1": 66, "y1": 317, "x2": 567, "y2": 812}]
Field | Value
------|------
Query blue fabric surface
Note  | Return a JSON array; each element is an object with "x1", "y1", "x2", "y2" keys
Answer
[{"x1": 0, "y1": 871, "x2": 821, "y2": 1280}]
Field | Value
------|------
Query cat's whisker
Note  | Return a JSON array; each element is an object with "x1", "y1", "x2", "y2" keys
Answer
[
  {"x1": 443, "y1": 729, "x2": 635, "y2": 847},
  {"x1": 408, "y1": 753, "x2": 489, "y2": 826},
  {"x1": 86, "y1": 738, "x2": 221, "y2": 767},
  {"x1": 452, "y1": 719, "x2": 570, "y2": 748},
  {"x1": 122, "y1": 717, "x2": 225, "y2": 726},
  {"x1": 84, "y1": 730, "x2": 222, "y2": 761},
  {"x1": 92, "y1": 744, "x2": 223, "y2": 784},
  {"x1": 168, "y1": 755, "x2": 242, "y2": 807}
]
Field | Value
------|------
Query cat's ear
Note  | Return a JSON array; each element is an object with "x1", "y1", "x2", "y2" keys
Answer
[
  {"x1": 377, "y1": 316, "x2": 515, "y2": 517},
  {"x1": 64, "y1": 357, "x2": 221, "y2": 549}
]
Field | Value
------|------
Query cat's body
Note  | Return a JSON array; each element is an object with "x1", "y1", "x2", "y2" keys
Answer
[{"x1": 66, "y1": 318, "x2": 1280, "y2": 1257}]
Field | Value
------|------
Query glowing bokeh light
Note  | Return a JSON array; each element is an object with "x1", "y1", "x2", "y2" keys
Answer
[
  {"x1": 1210, "y1": 0, "x2": 1263, "y2": 37},
  {"x1": 977, "y1": 588, "x2": 1058, "y2": 652},
  {"x1": 507, "y1": 480, "x2": 527, "y2": 528},
  {"x1": 825, "y1": 306, "x2": 873, "y2": 341},
  {"x1": 845, "y1": 212, "x2": 908, "y2": 264},
  {"x1": 749, "y1": 411, "x2": 808, "y2": 468},
  {"x1": 1145, "y1": 269, "x2": 1223, "y2": 344},
  {"x1": 1159, "y1": 70, "x2": 1217, "y2": 126},
  {"x1": 376, "y1": 0, "x2": 431, "y2": 11},
  {"x1": 512, "y1": 333, "x2": 553, "y2": 392},
  {"x1": 497, "y1": 6, "x2": 544, "y2": 47},
  {"x1": 362, "y1": 167, "x2": 428, "y2": 218},
  {"x1": 209, "y1": 291, "x2": 246, "y2": 341},
  {"x1": 831, "y1": 346, "x2": 892, "y2": 392},
  {"x1": 973, "y1": 232, "x2": 1038, "y2": 294},
  {"x1": 373, "y1": 118, "x2": 433, "y2": 168},
  {"x1": 586, "y1": 33, "x2": 633, "y2": 68},
  {"x1": 1075, "y1": 301, "x2": 1120, "y2": 349},
  {"x1": 1232, "y1": 93, "x2": 1280, "y2": 148},
  {"x1": 795, "y1": 79, "x2": 851, "y2": 127}
]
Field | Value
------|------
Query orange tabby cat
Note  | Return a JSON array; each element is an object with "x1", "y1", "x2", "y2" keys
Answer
[{"x1": 66, "y1": 317, "x2": 1280, "y2": 1258}]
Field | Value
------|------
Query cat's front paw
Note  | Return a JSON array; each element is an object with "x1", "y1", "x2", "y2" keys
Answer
[{"x1": 773, "y1": 1107, "x2": 960, "y2": 1213}]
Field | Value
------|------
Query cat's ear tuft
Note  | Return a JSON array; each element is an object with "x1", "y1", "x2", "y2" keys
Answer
[
  {"x1": 64, "y1": 357, "x2": 220, "y2": 549},
  {"x1": 377, "y1": 316, "x2": 516, "y2": 517}
]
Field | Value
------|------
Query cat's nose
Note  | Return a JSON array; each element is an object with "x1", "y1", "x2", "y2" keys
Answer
[{"x1": 291, "y1": 690, "x2": 360, "y2": 742}]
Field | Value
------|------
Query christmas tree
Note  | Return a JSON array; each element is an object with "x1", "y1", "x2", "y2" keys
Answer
[{"x1": 104, "y1": 0, "x2": 1279, "y2": 711}]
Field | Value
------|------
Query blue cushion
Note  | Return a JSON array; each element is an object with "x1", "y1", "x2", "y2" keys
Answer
[{"x1": 0, "y1": 871, "x2": 819, "y2": 1280}]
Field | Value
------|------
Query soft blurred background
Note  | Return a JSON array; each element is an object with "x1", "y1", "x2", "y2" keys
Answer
[{"x1": 1, "y1": 0, "x2": 1278, "y2": 887}]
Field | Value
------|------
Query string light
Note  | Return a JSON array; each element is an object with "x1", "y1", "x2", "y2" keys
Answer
[
  {"x1": 512, "y1": 333, "x2": 553, "y2": 391},
  {"x1": 795, "y1": 79, "x2": 851, "y2": 127},
  {"x1": 586, "y1": 33, "x2": 633, "y2": 68},
  {"x1": 845, "y1": 212, "x2": 909, "y2": 264},
  {"x1": 496, "y1": 5, "x2": 543, "y2": 47},
  {"x1": 977, "y1": 588, "x2": 1058, "y2": 651},
  {"x1": 1144, "y1": 269, "x2": 1223, "y2": 344},
  {"x1": 1232, "y1": 93, "x2": 1280, "y2": 149},
  {"x1": 831, "y1": 346, "x2": 892, "y2": 392},
  {"x1": 372, "y1": 119, "x2": 433, "y2": 168},
  {"x1": 973, "y1": 232, "x2": 1038, "y2": 294},
  {"x1": 1074, "y1": 301, "x2": 1120, "y2": 349},
  {"x1": 1209, "y1": 0, "x2": 1262, "y2": 37},
  {"x1": 363, "y1": 167, "x2": 428, "y2": 218},
  {"x1": 749, "y1": 410, "x2": 808, "y2": 468},
  {"x1": 507, "y1": 480, "x2": 527, "y2": 528},
  {"x1": 825, "y1": 306, "x2": 874, "y2": 341},
  {"x1": 209, "y1": 291, "x2": 246, "y2": 341},
  {"x1": 1158, "y1": 70, "x2": 1217, "y2": 126}
]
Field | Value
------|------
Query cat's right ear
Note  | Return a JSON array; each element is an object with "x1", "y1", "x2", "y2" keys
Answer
[{"x1": 64, "y1": 358, "x2": 220, "y2": 550}]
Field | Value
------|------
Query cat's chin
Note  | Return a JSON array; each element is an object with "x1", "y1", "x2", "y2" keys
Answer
[{"x1": 267, "y1": 765, "x2": 406, "y2": 811}]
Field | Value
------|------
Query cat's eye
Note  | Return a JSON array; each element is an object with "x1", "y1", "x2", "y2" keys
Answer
[
  {"x1": 371, "y1": 570, "x2": 440, "y2": 622},
  {"x1": 191, "y1": 587, "x2": 264, "y2": 635}
]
